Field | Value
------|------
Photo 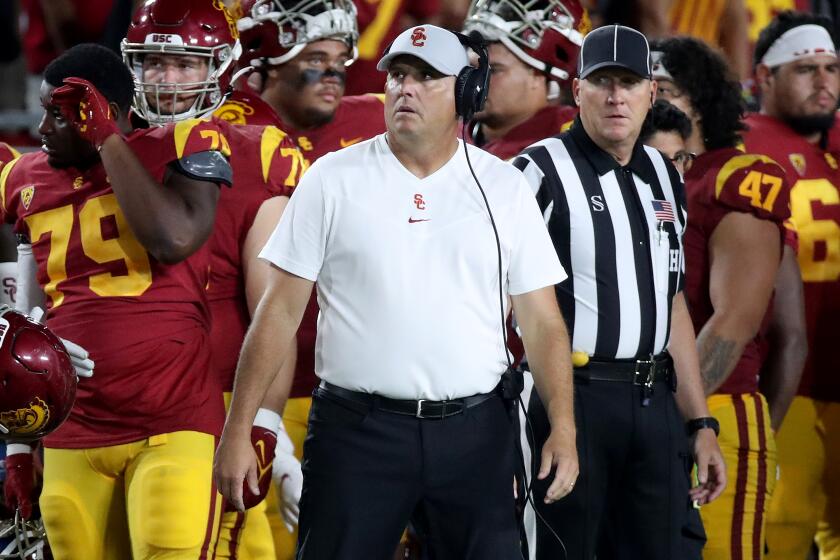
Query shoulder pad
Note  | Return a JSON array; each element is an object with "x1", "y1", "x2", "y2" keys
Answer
[{"x1": 172, "y1": 151, "x2": 233, "y2": 187}]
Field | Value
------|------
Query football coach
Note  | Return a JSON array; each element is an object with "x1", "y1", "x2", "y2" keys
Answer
[{"x1": 214, "y1": 23, "x2": 578, "y2": 560}]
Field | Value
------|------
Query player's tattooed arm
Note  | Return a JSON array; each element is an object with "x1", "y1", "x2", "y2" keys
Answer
[
  {"x1": 697, "y1": 211, "x2": 781, "y2": 395},
  {"x1": 696, "y1": 334, "x2": 739, "y2": 394}
]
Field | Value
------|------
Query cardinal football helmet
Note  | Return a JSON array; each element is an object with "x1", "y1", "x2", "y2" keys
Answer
[
  {"x1": 464, "y1": 0, "x2": 589, "y2": 81},
  {"x1": 122, "y1": 0, "x2": 244, "y2": 124},
  {"x1": 237, "y1": 0, "x2": 359, "y2": 68},
  {"x1": 0, "y1": 306, "x2": 75, "y2": 443}
]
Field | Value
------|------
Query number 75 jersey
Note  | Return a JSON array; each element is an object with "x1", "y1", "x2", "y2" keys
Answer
[{"x1": 0, "y1": 119, "x2": 232, "y2": 448}]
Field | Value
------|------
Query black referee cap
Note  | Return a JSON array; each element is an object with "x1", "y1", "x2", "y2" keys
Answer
[{"x1": 578, "y1": 25, "x2": 651, "y2": 79}]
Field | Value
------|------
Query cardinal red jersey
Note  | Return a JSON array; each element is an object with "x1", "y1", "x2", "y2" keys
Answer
[
  {"x1": 218, "y1": 92, "x2": 386, "y2": 398},
  {"x1": 683, "y1": 148, "x2": 790, "y2": 394},
  {"x1": 743, "y1": 113, "x2": 840, "y2": 402},
  {"x1": 346, "y1": 0, "x2": 441, "y2": 95},
  {"x1": 0, "y1": 119, "x2": 231, "y2": 448},
  {"x1": 217, "y1": 91, "x2": 386, "y2": 166},
  {"x1": 0, "y1": 143, "x2": 20, "y2": 166},
  {"x1": 207, "y1": 120, "x2": 302, "y2": 392},
  {"x1": 468, "y1": 105, "x2": 578, "y2": 161},
  {"x1": 213, "y1": 89, "x2": 284, "y2": 129}
]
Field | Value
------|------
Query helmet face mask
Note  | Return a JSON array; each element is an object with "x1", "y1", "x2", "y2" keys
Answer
[
  {"x1": 464, "y1": 0, "x2": 587, "y2": 82},
  {"x1": 121, "y1": 0, "x2": 243, "y2": 125},
  {"x1": 238, "y1": 0, "x2": 359, "y2": 68},
  {"x1": 0, "y1": 512, "x2": 45, "y2": 560}
]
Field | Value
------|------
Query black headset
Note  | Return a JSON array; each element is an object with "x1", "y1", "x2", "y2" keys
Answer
[
  {"x1": 381, "y1": 30, "x2": 490, "y2": 122},
  {"x1": 452, "y1": 31, "x2": 490, "y2": 122}
]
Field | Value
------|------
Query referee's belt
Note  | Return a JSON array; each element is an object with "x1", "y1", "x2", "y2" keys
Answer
[
  {"x1": 318, "y1": 381, "x2": 497, "y2": 419},
  {"x1": 573, "y1": 353, "x2": 674, "y2": 389}
]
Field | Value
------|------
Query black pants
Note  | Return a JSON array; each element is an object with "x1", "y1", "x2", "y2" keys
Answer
[
  {"x1": 524, "y1": 377, "x2": 705, "y2": 559},
  {"x1": 296, "y1": 387, "x2": 521, "y2": 560}
]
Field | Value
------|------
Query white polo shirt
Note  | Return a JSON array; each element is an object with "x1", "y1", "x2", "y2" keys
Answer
[{"x1": 260, "y1": 134, "x2": 566, "y2": 400}]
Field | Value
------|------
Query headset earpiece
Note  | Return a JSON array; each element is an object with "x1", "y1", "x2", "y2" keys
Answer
[{"x1": 453, "y1": 32, "x2": 490, "y2": 121}]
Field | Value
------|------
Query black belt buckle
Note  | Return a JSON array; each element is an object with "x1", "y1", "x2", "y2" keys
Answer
[
  {"x1": 634, "y1": 355, "x2": 655, "y2": 406},
  {"x1": 415, "y1": 399, "x2": 464, "y2": 419}
]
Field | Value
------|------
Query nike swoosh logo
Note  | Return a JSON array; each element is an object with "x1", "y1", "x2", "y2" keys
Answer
[
  {"x1": 339, "y1": 137, "x2": 363, "y2": 148},
  {"x1": 408, "y1": 217, "x2": 430, "y2": 223}
]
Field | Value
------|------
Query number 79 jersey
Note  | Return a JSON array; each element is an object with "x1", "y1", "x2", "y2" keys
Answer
[{"x1": 0, "y1": 119, "x2": 231, "y2": 448}]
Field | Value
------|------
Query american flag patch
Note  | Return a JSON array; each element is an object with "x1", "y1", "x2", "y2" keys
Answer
[{"x1": 651, "y1": 199, "x2": 675, "y2": 222}]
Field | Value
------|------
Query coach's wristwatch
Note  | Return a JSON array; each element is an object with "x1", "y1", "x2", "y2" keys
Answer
[{"x1": 685, "y1": 416, "x2": 720, "y2": 437}]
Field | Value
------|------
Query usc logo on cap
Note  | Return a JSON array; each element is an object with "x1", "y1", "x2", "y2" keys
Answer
[{"x1": 411, "y1": 27, "x2": 427, "y2": 47}]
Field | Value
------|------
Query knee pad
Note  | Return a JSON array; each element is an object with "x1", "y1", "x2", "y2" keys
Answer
[
  {"x1": 40, "y1": 492, "x2": 98, "y2": 559},
  {"x1": 131, "y1": 462, "x2": 213, "y2": 551}
]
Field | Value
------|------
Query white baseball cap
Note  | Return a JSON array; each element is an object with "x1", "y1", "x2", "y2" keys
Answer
[{"x1": 377, "y1": 24, "x2": 470, "y2": 76}]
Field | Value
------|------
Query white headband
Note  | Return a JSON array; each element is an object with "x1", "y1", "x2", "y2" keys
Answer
[{"x1": 761, "y1": 24, "x2": 837, "y2": 68}]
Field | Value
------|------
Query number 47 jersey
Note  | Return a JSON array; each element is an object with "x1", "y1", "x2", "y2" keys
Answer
[{"x1": 0, "y1": 119, "x2": 232, "y2": 449}]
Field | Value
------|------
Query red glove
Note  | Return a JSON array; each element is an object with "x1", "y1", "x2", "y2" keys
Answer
[
  {"x1": 4, "y1": 444, "x2": 35, "y2": 519},
  {"x1": 50, "y1": 77, "x2": 121, "y2": 149},
  {"x1": 223, "y1": 409, "x2": 279, "y2": 512}
]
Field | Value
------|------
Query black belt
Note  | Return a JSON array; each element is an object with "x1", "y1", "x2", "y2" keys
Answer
[
  {"x1": 573, "y1": 354, "x2": 675, "y2": 391},
  {"x1": 318, "y1": 381, "x2": 497, "y2": 420}
]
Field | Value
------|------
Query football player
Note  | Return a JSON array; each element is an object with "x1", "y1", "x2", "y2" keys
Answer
[
  {"x1": 638, "y1": 99, "x2": 695, "y2": 176},
  {"x1": 217, "y1": 3, "x2": 387, "y2": 555},
  {"x1": 221, "y1": 0, "x2": 386, "y2": 163},
  {"x1": 462, "y1": 0, "x2": 586, "y2": 161},
  {"x1": 0, "y1": 144, "x2": 21, "y2": 302},
  {"x1": 742, "y1": 11, "x2": 840, "y2": 560},
  {"x1": 652, "y1": 36, "x2": 802, "y2": 560},
  {"x1": 0, "y1": 42, "x2": 232, "y2": 559},
  {"x1": 121, "y1": 1, "x2": 305, "y2": 558}
]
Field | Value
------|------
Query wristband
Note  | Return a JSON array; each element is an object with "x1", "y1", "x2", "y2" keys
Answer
[{"x1": 686, "y1": 416, "x2": 720, "y2": 437}]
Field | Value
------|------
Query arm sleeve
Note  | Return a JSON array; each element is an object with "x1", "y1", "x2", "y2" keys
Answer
[
  {"x1": 507, "y1": 175, "x2": 567, "y2": 295},
  {"x1": 14, "y1": 243, "x2": 43, "y2": 312},
  {"x1": 258, "y1": 163, "x2": 327, "y2": 281}
]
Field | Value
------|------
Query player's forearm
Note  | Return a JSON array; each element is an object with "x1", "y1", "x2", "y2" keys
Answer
[
  {"x1": 669, "y1": 294, "x2": 712, "y2": 420},
  {"x1": 226, "y1": 302, "x2": 298, "y2": 436},
  {"x1": 98, "y1": 135, "x2": 218, "y2": 263},
  {"x1": 522, "y1": 316, "x2": 575, "y2": 430},
  {"x1": 760, "y1": 330, "x2": 806, "y2": 431},
  {"x1": 759, "y1": 247, "x2": 807, "y2": 431},
  {"x1": 258, "y1": 338, "x2": 297, "y2": 415},
  {"x1": 695, "y1": 312, "x2": 756, "y2": 395}
]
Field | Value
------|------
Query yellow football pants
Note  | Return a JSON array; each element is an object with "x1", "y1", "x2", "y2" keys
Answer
[
  {"x1": 701, "y1": 393, "x2": 777, "y2": 560},
  {"x1": 41, "y1": 431, "x2": 222, "y2": 560},
  {"x1": 766, "y1": 397, "x2": 840, "y2": 560}
]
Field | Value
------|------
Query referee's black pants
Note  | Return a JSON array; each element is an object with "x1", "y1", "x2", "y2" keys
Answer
[
  {"x1": 295, "y1": 386, "x2": 521, "y2": 560},
  {"x1": 525, "y1": 376, "x2": 706, "y2": 559}
]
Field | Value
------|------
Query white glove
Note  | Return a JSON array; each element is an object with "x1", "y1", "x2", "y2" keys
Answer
[
  {"x1": 272, "y1": 421, "x2": 302, "y2": 533},
  {"x1": 29, "y1": 307, "x2": 94, "y2": 378}
]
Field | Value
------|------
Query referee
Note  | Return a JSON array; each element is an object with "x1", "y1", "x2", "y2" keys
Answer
[{"x1": 513, "y1": 25, "x2": 726, "y2": 559}]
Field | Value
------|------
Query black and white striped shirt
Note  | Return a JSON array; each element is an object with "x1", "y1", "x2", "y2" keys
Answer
[{"x1": 513, "y1": 119, "x2": 686, "y2": 360}]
